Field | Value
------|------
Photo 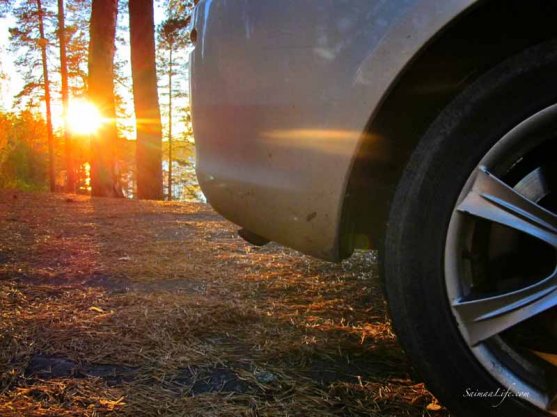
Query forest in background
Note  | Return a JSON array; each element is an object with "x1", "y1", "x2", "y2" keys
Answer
[{"x1": 0, "y1": 0, "x2": 201, "y2": 201}]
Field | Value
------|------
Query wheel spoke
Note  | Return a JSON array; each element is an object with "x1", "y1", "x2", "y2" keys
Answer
[
  {"x1": 453, "y1": 271, "x2": 557, "y2": 346},
  {"x1": 457, "y1": 167, "x2": 557, "y2": 248}
]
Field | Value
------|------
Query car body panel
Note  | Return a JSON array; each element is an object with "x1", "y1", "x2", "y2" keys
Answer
[{"x1": 191, "y1": 0, "x2": 476, "y2": 261}]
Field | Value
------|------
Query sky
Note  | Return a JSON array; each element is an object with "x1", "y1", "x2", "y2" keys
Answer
[{"x1": 0, "y1": 15, "x2": 20, "y2": 111}]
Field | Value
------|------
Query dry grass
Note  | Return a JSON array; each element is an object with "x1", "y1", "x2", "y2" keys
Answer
[{"x1": 0, "y1": 190, "x2": 447, "y2": 416}]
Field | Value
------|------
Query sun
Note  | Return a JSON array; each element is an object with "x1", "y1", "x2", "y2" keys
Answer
[{"x1": 67, "y1": 100, "x2": 104, "y2": 135}]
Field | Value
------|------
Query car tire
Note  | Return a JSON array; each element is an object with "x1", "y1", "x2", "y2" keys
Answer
[{"x1": 384, "y1": 40, "x2": 557, "y2": 417}]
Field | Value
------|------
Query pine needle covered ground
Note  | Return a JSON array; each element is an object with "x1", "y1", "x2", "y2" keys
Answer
[{"x1": 0, "y1": 190, "x2": 447, "y2": 416}]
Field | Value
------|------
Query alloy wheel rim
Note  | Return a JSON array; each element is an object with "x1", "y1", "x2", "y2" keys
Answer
[{"x1": 445, "y1": 104, "x2": 557, "y2": 413}]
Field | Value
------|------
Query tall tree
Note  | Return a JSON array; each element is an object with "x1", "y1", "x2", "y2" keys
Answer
[
  {"x1": 57, "y1": 0, "x2": 76, "y2": 192},
  {"x1": 36, "y1": 0, "x2": 55, "y2": 192},
  {"x1": 166, "y1": 0, "x2": 196, "y2": 22},
  {"x1": 9, "y1": 0, "x2": 56, "y2": 191},
  {"x1": 64, "y1": 0, "x2": 91, "y2": 95},
  {"x1": 88, "y1": 0, "x2": 122, "y2": 197},
  {"x1": 164, "y1": 22, "x2": 174, "y2": 201},
  {"x1": 129, "y1": 0, "x2": 163, "y2": 200},
  {"x1": 158, "y1": 18, "x2": 188, "y2": 200}
]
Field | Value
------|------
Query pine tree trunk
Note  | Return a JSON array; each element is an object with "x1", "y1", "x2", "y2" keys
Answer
[
  {"x1": 167, "y1": 45, "x2": 173, "y2": 201},
  {"x1": 88, "y1": 0, "x2": 122, "y2": 197},
  {"x1": 129, "y1": 0, "x2": 163, "y2": 200},
  {"x1": 36, "y1": 0, "x2": 55, "y2": 192},
  {"x1": 57, "y1": 0, "x2": 75, "y2": 193}
]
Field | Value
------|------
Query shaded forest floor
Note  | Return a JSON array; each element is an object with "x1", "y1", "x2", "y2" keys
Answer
[{"x1": 0, "y1": 190, "x2": 447, "y2": 416}]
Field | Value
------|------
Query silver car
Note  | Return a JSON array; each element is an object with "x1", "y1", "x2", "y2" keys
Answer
[{"x1": 190, "y1": 1, "x2": 557, "y2": 416}]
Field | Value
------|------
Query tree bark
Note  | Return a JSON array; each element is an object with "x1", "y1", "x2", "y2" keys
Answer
[
  {"x1": 36, "y1": 0, "x2": 55, "y2": 192},
  {"x1": 57, "y1": 0, "x2": 75, "y2": 193},
  {"x1": 167, "y1": 44, "x2": 173, "y2": 201},
  {"x1": 88, "y1": 0, "x2": 122, "y2": 197},
  {"x1": 129, "y1": 0, "x2": 163, "y2": 200}
]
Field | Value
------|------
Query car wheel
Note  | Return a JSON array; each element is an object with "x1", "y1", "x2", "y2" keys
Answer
[{"x1": 384, "y1": 40, "x2": 557, "y2": 417}]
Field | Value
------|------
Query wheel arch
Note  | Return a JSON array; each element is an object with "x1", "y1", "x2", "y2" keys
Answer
[{"x1": 340, "y1": 0, "x2": 557, "y2": 256}]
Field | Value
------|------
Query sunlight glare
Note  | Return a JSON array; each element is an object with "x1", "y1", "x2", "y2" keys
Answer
[{"x1": 67, "y1": 100, "x2": 104, "y2": 135}]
